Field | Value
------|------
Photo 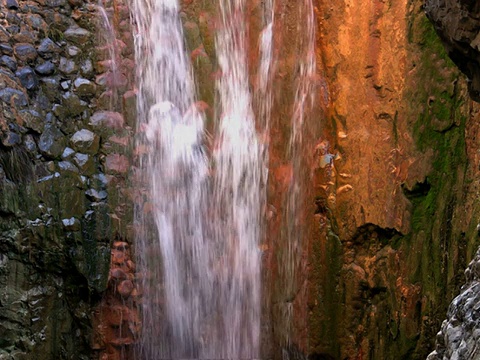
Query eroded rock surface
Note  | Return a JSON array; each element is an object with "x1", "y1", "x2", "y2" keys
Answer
[
  {"x1": 428, "y1": 248, "x2": 480, "y2": 360},
  {"x1": 425, "y1": 0, "x2": 480, "y2": 101}
]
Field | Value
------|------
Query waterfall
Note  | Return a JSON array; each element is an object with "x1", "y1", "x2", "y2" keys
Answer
[
  {"x1": 132, "y1": 0, "x2": 267, "y2": 358},
  {"x1": 283, "y1": 0, "x2": 316, "y2": 352},
  {"x1": 131, "y1": 0, "x2": 210, "y2": 357},
  {"x1": 212, "y1": 0, "x2": 264, "y2": 357}
]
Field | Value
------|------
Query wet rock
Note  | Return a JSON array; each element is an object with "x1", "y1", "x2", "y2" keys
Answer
[
  {"x1": 62, "y1": 217, "x2": 81, "y2": 231},
  {"x1": 58, "y1": 160, "x2": 78, "y2": 173},
  {"x1": 37, "y1": 38, "x2": 60, "y2": 58},
  {"x1": 91, "y1": 173, "x2": 108, "y2": 188},
  {"x1": 16, "y1": 67, "x2": 38, "y2": 90},
  {"x1": 35, "y1": 61, "x2": 55, "y2": 75},
  {"x1": 0, "y1": 88, "x2": 27, "y2": 107},
  {"x1": 38, "y1": 124, "x2": 65, "y2": 159},
  {"x1": 14, "y1": 43, "x2": 37, "y2": 62},
  {"x1": 428, "y1": 248, "x2": 480, "y2": 359},
  {"x1": 73, "y1": 152, "x2": 94, "y2": 175},
  {"x1": 61, "y1": 147, "x2": 75, "y2": 159},
  {"x1": 60, "y1": 80, "x2": 70, "y2": 90},
  {"x1": 67, "y1": 0, "x2": 82, "y2": 7},
  {"x1": 6, "y1": 25, "x2": 19, "y2": 36},
  {"x1": 111, "y1": 249, "x2": 125, "y2": 265},
  {"x1": 19, "y1": 109, "x2": 43, "y2": 133},
  {"x1": 89, "y1": 111, "x2": 124, "y2": 130},
  {"x1": 80, "y1": 59, "x2": 93, "y2": 76},
  {"x1": 0, "y1": 43, "x2": 13, "y2": 55},
  {"x1": 73, "y1": 77, "x2": 96, "y2": 97},
  {"x1": 67, "y1": 45, "x2": 80, "y2": 57},
  {"x1": 26, "y1": 14, "x2": 47, "y2": 32},
  {"x1": 122, "y1": 90, "x2": 137, "y2": 126},
  {"x1": 59, "y1": 57, "x2": 76, "y2": 74},
  {"x1": 85, "y1": 188, "x2": 107, "y2": 201},
  {"x1": 425, "y1": 1, "x2": 480, "y2": 101},
  {"x1": 39, "y1": 77, "x2": 60, "y2": 102},
  {"x1": 1, "y1": 131, "x2": 21, "y2": 147},
  {"x1": 117, "y1": 280, "x2": 134, "y2": 298},
  {"x1": 6, "y1": 0, "x2": 19, "y2": 9},
  {"x1": 105, "y1": 154, "x2": 129, "y2": 175},
  {"x1": 64, "y1": 26, "x2": 90, "y2": 45},
  {"x1": 0, "y1": 55, "x2": 17, "y2": 71},
  {"x1": 70, "y1": 129, "x2": 99, "y2": 154},
  {"x1": 46, "y1": 0, "x2": 66, "y2": 7},
  {"x1": 110, "y1": 268, "x2": 127, "y2": 281},
  {"x1": 7, "y1": 13, "x2": 22, "y2": 26},
  {"x1": 24, "y1": 134, "x2": 36, "y2": 152},
  {"x1": 0, "y1": 28, "x2": 9, "y2": 43},
  {"x1": 61, "y1": 91, "x2": 87, "y2": 117}
]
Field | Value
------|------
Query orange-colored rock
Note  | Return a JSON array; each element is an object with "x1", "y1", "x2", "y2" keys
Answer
[
  {"x1": 117, "y1": 280, "x2": 134, "y2": 298},
  {"x1": 110, "y1": 268, "x2": 128, "y2": 281}
]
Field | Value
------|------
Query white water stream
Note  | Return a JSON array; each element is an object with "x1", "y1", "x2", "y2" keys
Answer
[
  {"x1": 130, "y1": 0, "x2": 316, "y2": 358},
  {"x1": 131, "y1": 0, "x2": 210, "y2": 357},
  {"x1": 131, "y1": 0, "x2": 270, "y2": 358}
]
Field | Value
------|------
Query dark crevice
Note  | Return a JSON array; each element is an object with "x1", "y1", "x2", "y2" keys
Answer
[
  {"x1": 0, "y1": 145, "x2": 34, "y2": 183},
  {"x1": 349, "y1": 223, "x2": 403, "y2": 245},
  {"x1": 402, "y1": 179, "x2": 431, "y2": 199}
]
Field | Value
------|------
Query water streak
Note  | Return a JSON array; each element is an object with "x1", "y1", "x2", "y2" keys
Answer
[
  {"x1": 96, "y1": 1, "x2": 120, "y2": 107},
  {"x1": 131, "y1": 0, "x2": 211, "y2": 357},
  {"x1": 283, "y1": 0, "x2": 316, "y2": 350},
  {"x1": 132, "y1": 0, "x2": 267, "y2": 358},
  {"x1": 212, "y1": 0, "x2": 264, "y2": 357}
]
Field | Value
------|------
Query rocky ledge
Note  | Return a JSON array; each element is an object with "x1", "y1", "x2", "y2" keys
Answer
[
  {"x1": 427, "y1": 247, "x2": 480, "y2": 359},
  {"x1": 425, "y1": 0, "x2": 480, "y2": 101}
]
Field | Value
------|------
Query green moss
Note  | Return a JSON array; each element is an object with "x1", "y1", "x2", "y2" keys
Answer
[{"x1": 401, "y1": 15, "x2": 471, "y2": 358}]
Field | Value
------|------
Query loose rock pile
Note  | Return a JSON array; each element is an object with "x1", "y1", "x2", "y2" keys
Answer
[{"x1": 428, "y1": 248, "x2": 480, "y2": 359}]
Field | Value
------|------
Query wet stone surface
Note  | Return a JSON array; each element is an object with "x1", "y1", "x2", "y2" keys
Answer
[{"x1": 0, "y1": 0, "x2": 135, "y2": 357}]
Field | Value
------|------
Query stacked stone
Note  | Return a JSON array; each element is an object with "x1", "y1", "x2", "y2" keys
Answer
[
  {"x1": 427, "y1": 248, "x2": 480, "y2": 360},
  {"x1": 88, "y1": 0, "x2": 140, "y2": 357},
  {"x1": 0, "y1": 0, "x2": 135, "y2": 356},
  {"x1": 92, "y1": 240, "x2": 140, "y2": 360}
]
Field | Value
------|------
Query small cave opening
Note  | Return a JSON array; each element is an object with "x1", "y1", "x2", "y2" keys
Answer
[{"x1": 401, "y1": 179, "x2": 431, "y2": 199}]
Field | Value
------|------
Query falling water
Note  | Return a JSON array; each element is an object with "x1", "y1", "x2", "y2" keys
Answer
[
  {"x1": 132, "y1": 0, "x2": 266, "y2": 358},
  {"x1": 283, "y1": 0, "x2": 316, "y2": 353},
  {"x1": 131, "y1": 0, "x2": 211, "y2": 358},
  {"x1": 96, "y1": 1, "x2": 120, "y2": 107},
  {"x1": 212, "y1": 0, "x2": 264, "y2": 357}
]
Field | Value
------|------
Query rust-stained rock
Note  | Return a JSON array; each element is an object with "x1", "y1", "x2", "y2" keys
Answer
[
  {"x1": 117, "y1": 280, "x2": 134, "y2": 298},
  {"x1": 92, "y1": 236, "x2": 140, "y2": 360},
  {"x1": 105, "y1": 154, "x2": 129, "y2": 175}
]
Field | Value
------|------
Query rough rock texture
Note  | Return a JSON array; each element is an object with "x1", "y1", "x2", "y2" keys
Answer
[
  {"x1": 306, "y1": 0, "x2": 480, "y2": 359},
  {"x1": 425, "y1": 0, "x2": 480, "y2": 101},
  {"x1": 427, "y1": 248, "x2": 480, "y2": 360},
  {"x1": 0, "y1": 0, "x2": 135, "y2": 357}
]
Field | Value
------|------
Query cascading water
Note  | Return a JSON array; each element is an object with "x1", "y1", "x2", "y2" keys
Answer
[
  {"x1": 282, "y1": 0, "x2": 316, "y2": 354},
  {"x1": 96, "y1": 1, "x2": 120, "y2": 107},
  {"x1": 131, "y1": 0, "x2": 211, "y2": 357},
  {"x1": 132, "y1": 0, "x2": 266, "y2": 358},
  {"x1": 211, "y1": 0, "x2": 265, "y2": 357}
]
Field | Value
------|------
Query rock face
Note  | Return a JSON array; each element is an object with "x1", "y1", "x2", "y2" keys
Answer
[
  {"x1": 0, "y1": 0, "x2": 135, "y2": 357},
  {"x1": 425, "y1": 0, "x2": 480, "y2": 101},
  {"x1": 304, "y1": 0, "x2": 480, "y2": 359},
  {"x1": 427, "y1": 248, "x2": 480, "y2": 360}
]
